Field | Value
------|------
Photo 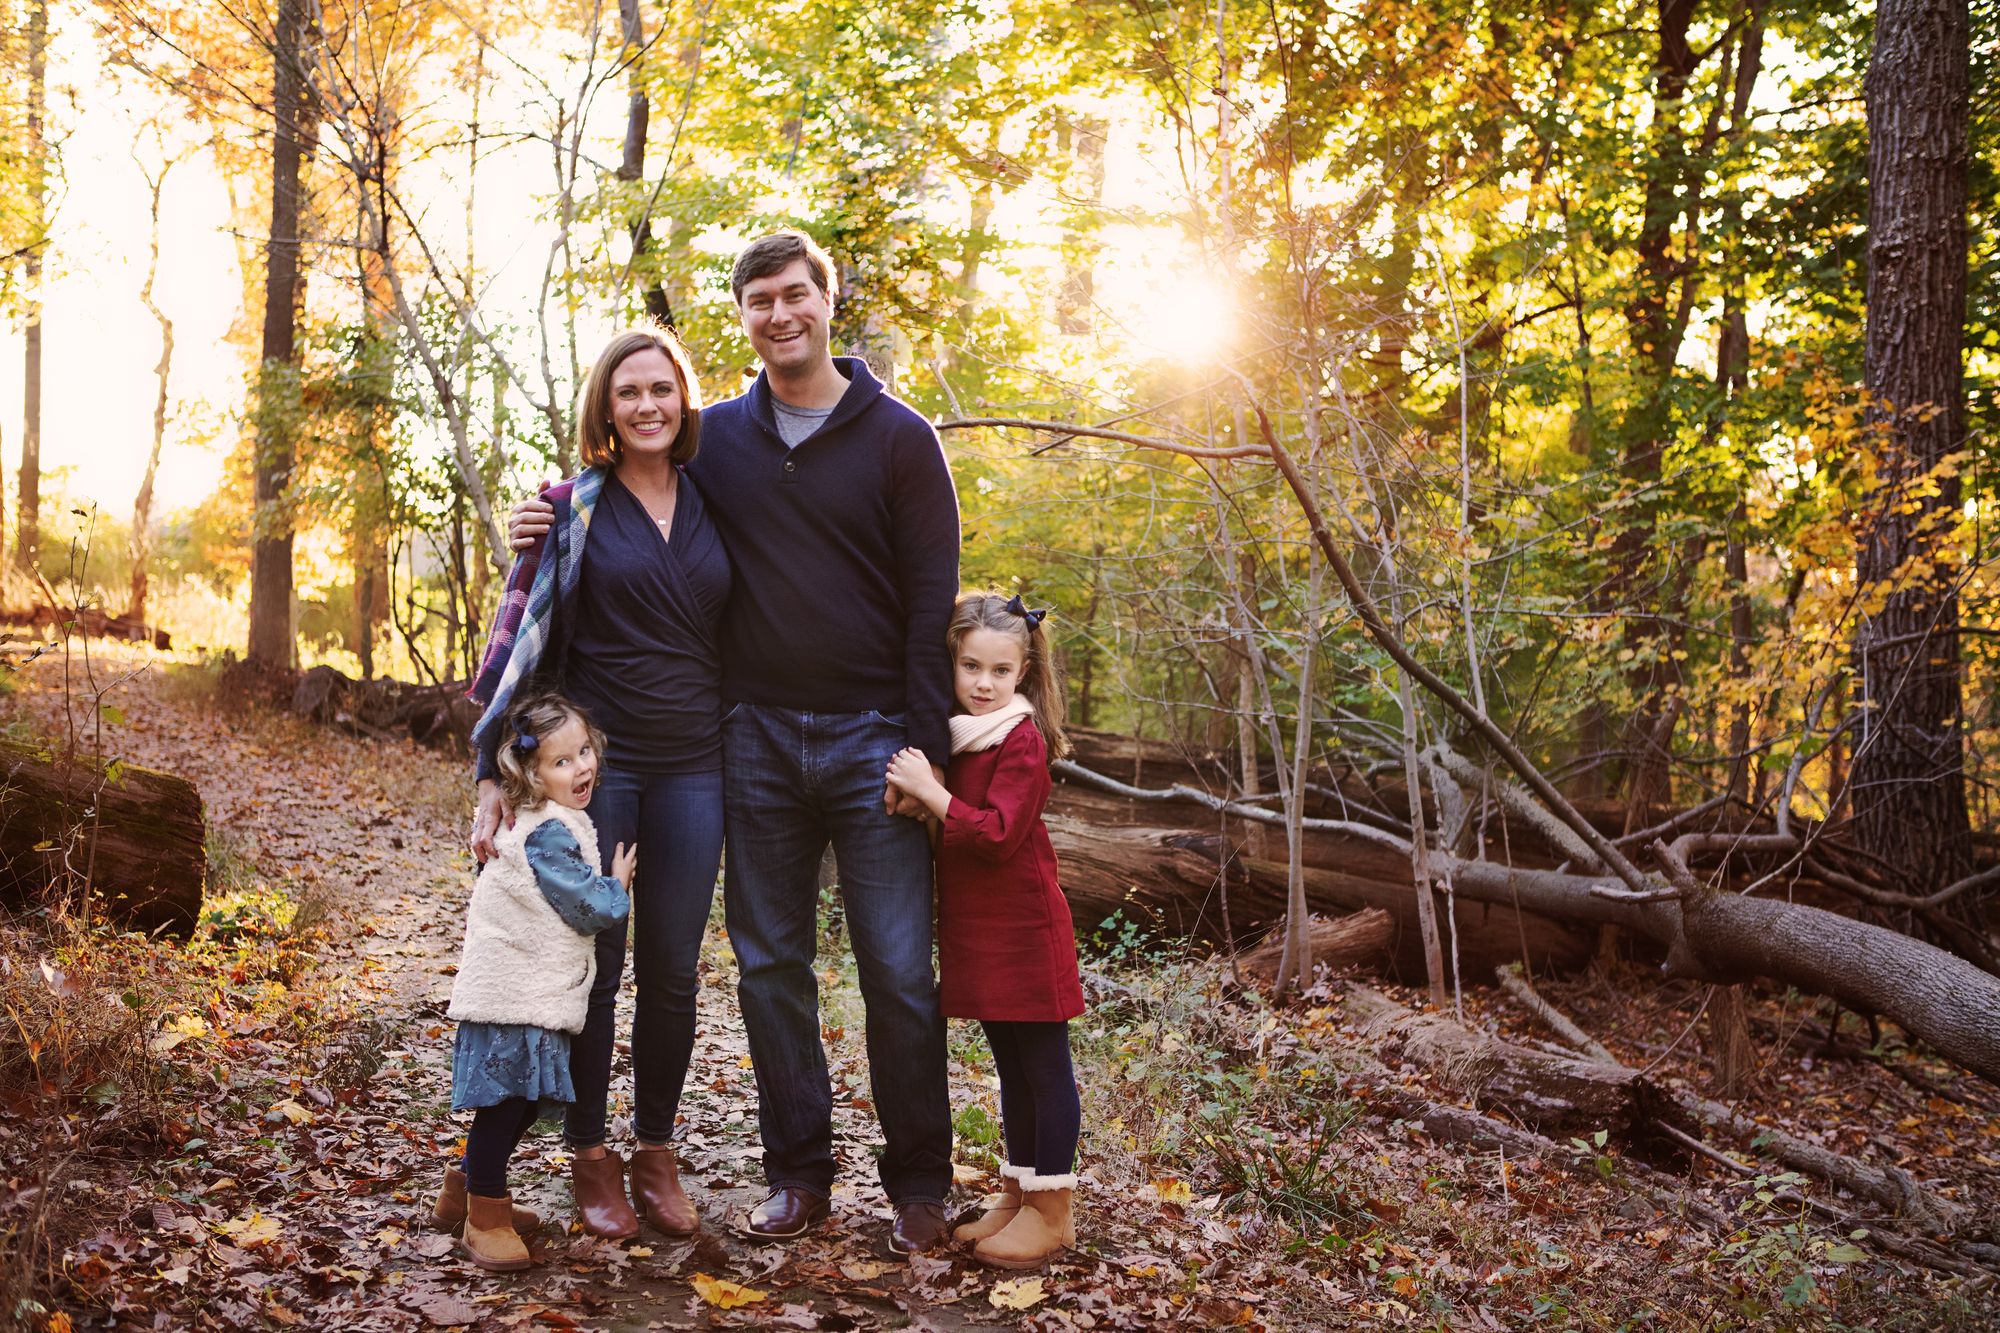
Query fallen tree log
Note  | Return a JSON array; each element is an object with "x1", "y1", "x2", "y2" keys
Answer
[
  {"x1": 1488, "y1": 968, "x2": 1960, "y2": 1231},
  {"x1": 1345, "y1": 986, "x2": 1656, "y2": 1138},
  {"x1": 0, "y1": 605, "x2": 171, "y2": 649},
  {"x1": 0, "y1": 739, "x2": 204, "y2": 935},
  {"x1": 291, "y1": 665, "x2": 475, "y2": 752},
  {"x1": 1238, "y1": 909, "x2": 1394, "y2": 990},
  {"x1": 1045, "y1": 815, "x2": 1595, "y2": 981},
  {"x1": 1441, "y1": 854, "x2": 2000, "y2": 1086}
]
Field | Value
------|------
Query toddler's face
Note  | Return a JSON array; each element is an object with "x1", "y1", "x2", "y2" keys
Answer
[
  {"x1": 535, "y1": 716, "x2": 599, "y2": 811},
  {"x1": 955, "y1": 627, "x2": 1026, "y2": 716}
]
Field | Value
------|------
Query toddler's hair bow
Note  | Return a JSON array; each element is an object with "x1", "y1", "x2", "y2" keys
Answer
[
  {"x1": 1004, "y1": 594, "x2": 1049, "y2": 628},
  {"x1": 514, "y1": 723, "x2": 540, "y2": 753}
]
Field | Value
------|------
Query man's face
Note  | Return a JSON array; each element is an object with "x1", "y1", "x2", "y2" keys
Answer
[{"x1": 737, "y1": 257, "x2": 834, "y2": 374}]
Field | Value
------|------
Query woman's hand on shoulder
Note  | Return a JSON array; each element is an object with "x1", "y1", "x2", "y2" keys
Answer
[
  {"x1": 471, "y1": 779, "x2": 512, "y2": 862},
  {"x1": 509, "y1": 480, "x2": 558, "y2": 552}
]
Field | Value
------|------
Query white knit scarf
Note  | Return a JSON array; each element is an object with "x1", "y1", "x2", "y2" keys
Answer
[{"x1": 948, "y1": 696, "x2": 1035, "y2": 755}]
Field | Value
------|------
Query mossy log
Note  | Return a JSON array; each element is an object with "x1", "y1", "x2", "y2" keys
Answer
[{"x1": 0, "y1": 739, "x2": 204, "y2": 936}]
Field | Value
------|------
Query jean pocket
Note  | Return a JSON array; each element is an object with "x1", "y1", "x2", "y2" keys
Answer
[{"x1": 865, "y1": 710, "x2": 907, "y2": 728}]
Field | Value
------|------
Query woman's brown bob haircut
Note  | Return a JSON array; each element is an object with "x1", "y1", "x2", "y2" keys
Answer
[{"x1": 576, "y1": 328, "x2": 704, "y2": 469}]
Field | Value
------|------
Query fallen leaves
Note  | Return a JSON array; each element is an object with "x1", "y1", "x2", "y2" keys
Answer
[
  {"x1": 988, "y1": 1276, "x2": 1048, "y2": 1309},
  {"x1": 213, "y1": 1213, "x2": 282, "y2": 1247},
  {"x1": 689, "y1": 1272, "x2": 769, "y2": 1309}
]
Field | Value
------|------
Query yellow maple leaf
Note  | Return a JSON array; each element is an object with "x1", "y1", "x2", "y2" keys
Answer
[
  {"x1": 217, "y1": 1213, "x2": 282, "y2": 1247},
  {"x1": 268, "y1": 1098, "x2": 314, "y2": 1125},
  {"x1": 689, "y1": 1273, "x2": 767, "y2": 1309},
  {"x1": 989, "y1": 1277, "x2": 1047, "y2": 1310},
  {"x1": 1153, "y1": 1177, "x2": 1192, "y2": 1204}
]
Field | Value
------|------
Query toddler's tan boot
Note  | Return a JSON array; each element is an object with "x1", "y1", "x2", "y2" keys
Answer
[
  {"x1": 974, "y1": 1174, "x2": 1075, "y2": 1270},
  {"x1": 430, "y1": 1166, "x2": 541, "y2": 1234},
  {"x1": 462, "y1": 1192, "x2": 533, "y2": 1271}
]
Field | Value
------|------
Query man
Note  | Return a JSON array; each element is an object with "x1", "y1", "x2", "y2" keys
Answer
[{"x1": 510, "y1": 230, "x2": 959, "y2": 1256}]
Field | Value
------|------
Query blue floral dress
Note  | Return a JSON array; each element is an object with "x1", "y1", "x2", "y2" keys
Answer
[{"x1": 450, "y1": 820, "x2": 628, "y2": 1114}]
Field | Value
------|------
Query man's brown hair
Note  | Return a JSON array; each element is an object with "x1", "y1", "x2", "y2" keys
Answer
[{"x1": 730, "y1": 229, "x2": 839, "y2": 303}]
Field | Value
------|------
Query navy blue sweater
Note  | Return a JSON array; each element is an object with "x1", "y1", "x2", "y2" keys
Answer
[{"x1": 687, "y1": 358, "x2": 960, "y2": 762}]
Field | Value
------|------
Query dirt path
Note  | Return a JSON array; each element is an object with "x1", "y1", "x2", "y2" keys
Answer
[{"x1": 8, "y1": 649, "x2": 1119, "y2": 1331}]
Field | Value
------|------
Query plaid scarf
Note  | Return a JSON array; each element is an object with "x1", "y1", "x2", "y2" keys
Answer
[{"x1": 466, "y1": 468, "x2": 607, "y2": 761}]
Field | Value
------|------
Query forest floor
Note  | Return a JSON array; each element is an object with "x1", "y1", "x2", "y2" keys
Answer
[{"x1": 4, "y1": 642, "x2": 2000, "y2": 1331}]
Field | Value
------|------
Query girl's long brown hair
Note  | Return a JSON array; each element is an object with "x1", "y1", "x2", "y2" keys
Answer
[{"x1": 946, "y1": 591, "x2": 1071, "y2": 761}]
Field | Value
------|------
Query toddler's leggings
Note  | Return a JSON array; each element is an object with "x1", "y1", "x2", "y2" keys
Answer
[
  {"x1": 461, "y1": 1097, "x2": 540, "y2": 1198},
  {"x1": 981, "y1": 1020, "x2": 1081, "y2": 1180}
]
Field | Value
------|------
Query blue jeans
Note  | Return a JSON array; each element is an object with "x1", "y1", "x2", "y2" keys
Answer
[
  {"x1": 565, "y1": 766, "x2": 724, "y2": 1149},
  {"x1": 722, "y1": 704, "x2": 952, "y2": 1204}
]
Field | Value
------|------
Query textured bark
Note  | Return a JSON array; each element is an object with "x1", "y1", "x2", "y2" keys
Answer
[
  {"x1": 1850, "y1": 0, "x2": 1974, "y2": 897},
  {"x1": 1441, "y1": 855, "x2": 2000, "y2": 1084},
  {"x1": 246, "y1": 0, "x2": 308, "y2": 669},
  {"x1": 1347, "y1": 987, "x2": 1654, "y2": 1137},
  {"x1": 15, "y1": 0, "x2": 47, "y2": 574},
  {"x1": 0, "y1": 740, "x2": 205, "y2": 936},
  {"x1": 1239, "y1": 908, "x2": 1395, "y2": 990},
  {"x1": 1043, "y1": 814, "x2": 1595, "y2": 981}
]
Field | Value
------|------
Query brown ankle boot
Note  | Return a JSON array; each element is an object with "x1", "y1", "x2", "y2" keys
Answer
[
  {"x1": 975, "y1": 1177, "x2": 1075, "y2": 1270},
  {"x1": 953, "y1": 1171, "x2": 1025, "y2": 1244},
  {"x1": 570, "y1": 1150, "x2": 640, "y2": 1240},
  {"x1": 461, "y1": 1192, "x2": 532, "y2": 1271},
  {"x1": 430, "y1": 1166, "x2": 541, "y2": 1234},
  {"x1": 628, "y1": 1144, "x2": 700, "y2": 1236}
]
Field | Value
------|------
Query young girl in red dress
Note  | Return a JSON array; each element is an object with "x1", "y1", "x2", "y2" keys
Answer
[{"x1": 885, "y1": 591, "x2": 1083, "y2": 1270}]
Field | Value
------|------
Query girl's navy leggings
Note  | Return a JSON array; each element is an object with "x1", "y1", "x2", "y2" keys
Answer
[
  {"x1": 981, "y1": 1020, "x2": 1081, "y2": 1179},
  {"x1": 461, "y1": 1097, "x2": 539, "y2": 1198}
]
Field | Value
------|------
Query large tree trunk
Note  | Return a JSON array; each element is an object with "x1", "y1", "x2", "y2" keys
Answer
[
  {"x1": 1850, "y1": 0, "x2": 1974, "y2": 897},
  {"x1": 1044, "y1": 814, "x2": 1595, "y2": 982},
  {"x1": 0, "y1": 740, "x2": 205, "y2": 936},
  {"x1": 15, "y1": 0, "x2": 47, "y2": 575},
  {"x1": 246, "y1": 0, "x2": 307, "y2": 669}
]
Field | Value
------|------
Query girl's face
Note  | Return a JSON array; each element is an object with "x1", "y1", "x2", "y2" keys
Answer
[
  {"x1": 608, "y1": 347, "x2": 684, "y2": 460},
  {"x1": 954, "y1": 627, "x2": 1027, "y2": 716},
  {"x1": 533, "y1": 715, "x2": 600, "y2": 811}
]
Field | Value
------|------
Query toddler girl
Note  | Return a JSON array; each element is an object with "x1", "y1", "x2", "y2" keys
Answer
[
  {"x1": 432, "y1": 693, "x2": 635, "y2": 1270},
  {"x1": 886, "y1": 591, "x2": 1084, "y2": 1270}
]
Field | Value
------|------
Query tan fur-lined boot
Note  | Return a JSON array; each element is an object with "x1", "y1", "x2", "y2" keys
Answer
[
  {"x1": 430, "y1": 1166, "x2": 541, "y2": 1234},
  {"x1": 461, "y1": 1192, "x2": 533, "y2": 1271},
  {"x1": 628, "y1": 1144, "x2": 700, "y2": 1236},
  {"x1": 953, "y1": 1166, "x2": 1027, "y2": 1244},
  {"x1": 974, "y1": 1174, "x2": 1075, "y2": 1270}
]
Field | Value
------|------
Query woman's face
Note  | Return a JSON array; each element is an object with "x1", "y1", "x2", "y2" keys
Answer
[{"x1": 607, "y1": 346, "x2": 684, "y2": 459}]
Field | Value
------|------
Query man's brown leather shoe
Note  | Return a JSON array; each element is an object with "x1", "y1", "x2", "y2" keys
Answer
[
  {"x1": 744, "y1": 1186, "x2": 829, "y2": 1239},
  {"x1": 888, "y1": 1200, "x2": 951, "y2": 1257}
]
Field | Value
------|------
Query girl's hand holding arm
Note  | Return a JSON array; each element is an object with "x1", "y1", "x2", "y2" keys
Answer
[
  {"x1": 885, "y1": 747, "x2": 952, "y2": 822},
  {"x1": 611, "y1": 841, "x2": 637, "y2": 890}
]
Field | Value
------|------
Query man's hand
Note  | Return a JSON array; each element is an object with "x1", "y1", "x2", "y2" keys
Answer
[
  {"x1": 885, "y1": 751, "x2": 950, "y2": 823},
  {"x1": 471, "y1": 779, "x2": 514, "y2": 862},
  {"x1": 509, "y1": 479, "x2": 557, "y2": 551}
]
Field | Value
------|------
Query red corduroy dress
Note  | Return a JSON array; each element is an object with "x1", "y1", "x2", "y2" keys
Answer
[{"x1": 936, "y1": 723, "x2": 1086, "y2": 1022}]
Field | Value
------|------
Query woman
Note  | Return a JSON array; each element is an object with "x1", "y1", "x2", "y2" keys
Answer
[{"x1": 468, "y1": 328, "x2": 730, "y2": 1240}]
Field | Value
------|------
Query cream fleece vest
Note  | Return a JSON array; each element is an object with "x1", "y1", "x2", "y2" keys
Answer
[{"x1": 447, "y1": 802, "x2": 604, "y2": 1034}]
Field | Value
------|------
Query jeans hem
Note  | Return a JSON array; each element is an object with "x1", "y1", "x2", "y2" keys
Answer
[{"x1": 766, "y1": 1180, "x2": 831, "y2": 1201}]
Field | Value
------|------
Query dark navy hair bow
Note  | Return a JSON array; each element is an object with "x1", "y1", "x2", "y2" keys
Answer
[
  {"x1": 514, "y1": 723, "x2": 540, "y2": 753},
  {"x1": 1004, "y1": 594, "x2": 1048, "y2": 629}
]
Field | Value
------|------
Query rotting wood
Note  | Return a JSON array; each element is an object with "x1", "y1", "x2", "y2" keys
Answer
[
  {"x1": 0, "y1": 738, "x2": 204, "y2": 935},
  {"x1": 1237, "y1": 908, "x2": 1394, "y2": 990}
]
